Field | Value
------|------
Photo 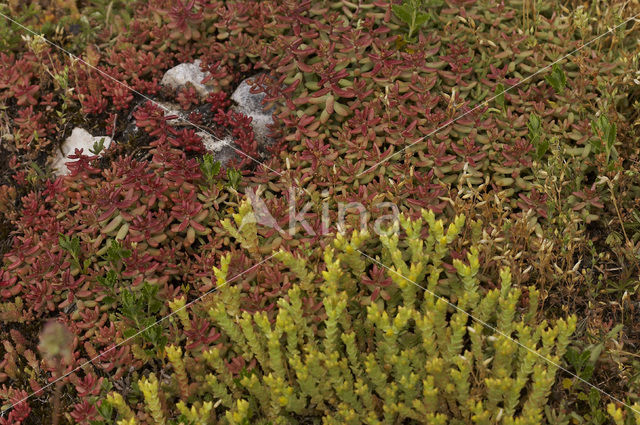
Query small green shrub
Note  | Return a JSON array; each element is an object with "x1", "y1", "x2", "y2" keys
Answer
[{"x1": 103, "y1": 211, "x2": 576, "y2": 425}]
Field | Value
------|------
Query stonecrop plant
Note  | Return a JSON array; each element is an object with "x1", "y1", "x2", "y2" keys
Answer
[
  {"x1": 94, "y1": 211, "x2": 576, "y2": 425},
  {"x1": 1, "y1": 0, "x2": 640, "y2": 423}
]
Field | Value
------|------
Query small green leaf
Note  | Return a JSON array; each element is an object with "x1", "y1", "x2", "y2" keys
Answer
[
  {"x1": 227, "y1": 168, "x2": 242, "y2": 189},
  {"x1": 97, "y1": 270, "x2": 118, "y2": 288},
  {"x1": 103, "y1": 239, "x2": 132, "y2": 265},
  {"x1": 495, "y1": 83, "x2": 505, "y2": 109},
  {"x1": 527, "y1": 113, "x2": 548, "y2": 160},
  {"x1": 588, "y1": 388, "x2": 600, "y2": 410},
  {"x1": 581, "y1": 363, "x2": 595, "y2": 380},
  {"x1": 577, "y1": 349, "x2": 590, "y2": 367},
  {"x1": 200, "y1": 154, "x2": 221, "y2": 186},
  {"x1": 590, "y1": 115, "x2": 617, "y2": 164},
  {"x1": 414, "y1": 12, "x2": 430, "y2": 27},
  {"x1": 528, "y1": 113, "x2": 541, "y2": 132},
  {"x1": 90, "y1": 137, "x2": 106, "y2": 155},
  {"x1": 101, "y1": 380, "x2": 113, "y2": 392},
  {"x1": 545, "y1": 63, "x2": 567, "y2": 93},
  {"x1": 120, "y1": 289, "x2": 138, "y2": 320},
  {"x1": 122, "y1": 328, "x2": 137, "y2": 339},
  {"x1": 535, "y1": 139, "x2": 549, "y2": 161},
  {"x1": 97, "y1": 402, "x2": 113, "y2": 419},
  {"x1": 392, "y1": 4, "x2": 413, "y2": 25},
  {"x1": 59, "y1": 234, "x2": 81, "y2": 260},
  {"x1": 606, "y1": 122, "x2": 616, "y2": 150},
  {"x1": 30, "y1": 162, "x2": 44, "y2": 177}
]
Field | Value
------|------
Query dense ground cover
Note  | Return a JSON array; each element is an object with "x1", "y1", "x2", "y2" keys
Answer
[{"x1": 1, "y1": 0, "x2": 640, "y2": 423}]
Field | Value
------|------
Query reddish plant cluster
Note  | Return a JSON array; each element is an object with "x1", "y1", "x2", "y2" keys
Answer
[
  {"x1": 0, "y1": 51, "x2": 58, "y2": 156},
  {"x1": 212, "y1": 107, "x2": 259, "y2": 167}
]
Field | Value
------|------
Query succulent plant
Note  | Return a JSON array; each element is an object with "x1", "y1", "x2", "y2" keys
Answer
[{"x1": 0, "y1": 1, "x2": 639, "y2": 423}]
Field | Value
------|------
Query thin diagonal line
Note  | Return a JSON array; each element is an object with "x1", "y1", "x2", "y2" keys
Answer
[
  {"x1": 357, "y1": 12, "x2": 640, "y2": 177},
  {"x1": 0, "y1": 253, "x2": 277, "y2": 415},
  {"x1": 357, "y1": 249, "x2": 640, "y2": 415},
  {"x1": 0, "y1": 11, "x2": 283, "y2": 177}
]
